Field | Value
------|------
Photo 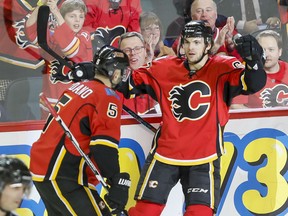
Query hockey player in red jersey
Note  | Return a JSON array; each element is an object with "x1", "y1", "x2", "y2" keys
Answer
[
  {"x1": 30, "y1": 46, "x2": 131, "y2": 215},
  {"x1": 117, "y1": 20, "x2": 267, "y2": 216},
  {"x1": 25, "y1": 0, "x2": 93, "y2": 119}
]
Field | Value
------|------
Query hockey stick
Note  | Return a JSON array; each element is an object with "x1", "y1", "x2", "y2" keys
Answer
[
  {"x1": 37, "y1": 5, "x2": 157, "y2": 134},
  {"x1": 123, "y1": 104, "x2": 157, "y2": 133},
  {"x1": 40, "y1": 93, "x2": 128, "y2": 216},
  {"x1": 37, "y1": 5, "x2": 73, "y2": 69}
]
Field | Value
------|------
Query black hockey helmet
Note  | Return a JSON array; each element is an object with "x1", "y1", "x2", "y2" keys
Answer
[
  {"x1": 181, "y1": 20, "x2": 213, "y2": 44},
  {"x1": 93, "y1": 45, "x2": 130, "y2": 88},
  {"x1": 0, "y1": 155, "x2": 32, "y2": 194}
]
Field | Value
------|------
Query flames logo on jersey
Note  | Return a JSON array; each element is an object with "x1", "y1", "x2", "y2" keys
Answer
[
  {"x1": 49, "y1": 60, "x2": 72, "y2": 84},
  {"x1": 168, "y1": 81, "x2": 211, "y2": 122},
  {"x1": 260, "y1": 84, "x2": 288, "y2": 107},
  {"x1": 13, "y1": 15, "x2": 37, "y2": 49},
  {"x1": 13, "y1": 13, "x2": 56, "y2": 50},
  {"x1": 91, "y1": 26, "x2": 126, "y2": 52}
]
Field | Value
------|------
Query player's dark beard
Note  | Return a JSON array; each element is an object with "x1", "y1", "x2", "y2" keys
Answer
[
  {"x1": 187, "y1": 46, "x2": 208, "y2": 66},
  {"x1": 186, "y1": 45, "x2": 209, "y2": 78}
]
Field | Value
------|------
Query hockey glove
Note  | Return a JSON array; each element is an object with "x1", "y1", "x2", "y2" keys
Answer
[
  {"x1": 69, "y1": 62, "x2": 95, "y2": 82},
  {"x1": 104, "y1": 172, "x2": 131, "y2": 214},
  {"x1": 50, "y1": 62, "x2": 95, "y2": 82},
  {"x1": 234, "y1": 34, "x2": 265, "y2": 70}
]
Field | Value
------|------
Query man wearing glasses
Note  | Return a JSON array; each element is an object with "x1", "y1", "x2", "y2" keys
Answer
[{"x1": 118, "y1": 32, "x2": 160, "y2": 115}]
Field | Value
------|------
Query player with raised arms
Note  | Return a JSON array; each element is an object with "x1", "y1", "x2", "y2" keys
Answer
[{"x1": 116, "y1": 20, "x2": 266, "y2": 216}]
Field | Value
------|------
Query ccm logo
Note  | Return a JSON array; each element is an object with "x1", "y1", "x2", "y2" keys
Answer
[
  {"x1": 148, "y1": 180, "x2": 158, "y2": 188},
  {"x1": 187, "y1": 188, "x2": 209, "y2": 193}
]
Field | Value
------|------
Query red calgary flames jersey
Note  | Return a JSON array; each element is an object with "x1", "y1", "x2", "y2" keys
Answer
[
  {"x1": 30, "y1": 80, "x2": 122, "y2": 186},
  {"x1": 121, "y1": 55, "x2": 265, "y2": 165},
  {"x1": 238, "y1": 60, "x2": 288, "y2": 108}
]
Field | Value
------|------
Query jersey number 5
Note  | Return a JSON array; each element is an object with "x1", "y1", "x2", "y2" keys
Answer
[{"x1": 107, "y1": 103, "x2": 118, "y2": 118}]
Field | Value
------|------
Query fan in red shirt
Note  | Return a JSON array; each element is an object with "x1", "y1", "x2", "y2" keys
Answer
[
  {"x1": 83, "y1": 0, "x2": 142, "y2": 51},
  {"x1": 25, "y1": 0, "x2": 93, "y2": 119},
  {"x1": 117, "y1": 20, "x2": 266, "y2": 216},
  {"x1": 232, "y1": 29, "x2": 288, "y2": 108}
]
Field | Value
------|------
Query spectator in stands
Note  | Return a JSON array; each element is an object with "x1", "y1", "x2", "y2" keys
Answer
[
  {"x1": 232, "y1": 30, "x2": 288, "y2": 108},
  {"x1": 190, "y1": 0, "x2": 241, "y2": 59},
  {"x1": 0, "y1": 155, "x2": 32, "y2": 216},
  {"x1": 278, "y1": 0, "x2": 288, "y2": 61},
  {"x1": 83, "y1": 0, "x2": 142, "y2": 50},
  {"x1": 25, "y1": 0, "x2": 93, "y2": 119},
  {"x1": 278, "y1": 0, "x2": 288, "y2": 24},
  {"x1": 165, "y1": 0, "x2": 228, "y2": 48},
  {"x1": 164, "y1": 0, "x2": 192, "y2": 47},
  {"x1": 217, "y1": 0, "x2": 280, "y2": 35},
  {"x1": 140, "y1": 11, "x2": 175, "y2": 63},
  {"x1": 118, "y1": 31, "x2": 160, "y2": 115}
]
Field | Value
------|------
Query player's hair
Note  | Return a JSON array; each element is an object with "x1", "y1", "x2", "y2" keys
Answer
[
  {"x1": 118, "y1": 31, "x2": 145, "y2": 47},
  {"x1": 181, "y1": 20, "x2": 214, "y2": 53},
  {"x1": 0, "y1": 155, "x2": 32, "y2": 195},
  {"x1": 256, "y1": 30, "x2": 283, "y2": 49},
  {"x1": 60, "y1": 0, "x2": 87, "y2": 17}
]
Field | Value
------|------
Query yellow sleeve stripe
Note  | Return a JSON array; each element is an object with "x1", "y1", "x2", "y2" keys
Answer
[
  {"x1": 62, "y1": 37, "x2": 78, "y2": 52},
  {"x1": 90, "y1": 139, "x2": 118, "y2": 149},
  {"x1": 62, "y1": 37, "x2": 80, "y2": 57},
  {"x1": 66, "y1": 47, "x2": 80, "y2": 58},
  {"x1": 31, "y1": 173, "x2": 45, "y2": 182},
  {"x1": 241, "y1": 73, "x2": 248, "y2": 91}
]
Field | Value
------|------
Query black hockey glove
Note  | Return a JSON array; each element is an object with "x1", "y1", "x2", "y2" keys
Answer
[
  {"x1": 234, "y1": 34, "x2": 265, "y2": 70},
  {"x1": 104, "y1": 172, "x2": 131, "y2": 214},
  {"x1": 50, "y1": 62, "x2": 95, "y2": 82},
  {"x1": 69, "y1": 62, "x2": 95, "y2": 82}
]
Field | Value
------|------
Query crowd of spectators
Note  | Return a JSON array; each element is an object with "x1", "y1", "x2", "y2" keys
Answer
[{"x1": 0, "y1": 0, "x2": 288, "y2": 122}]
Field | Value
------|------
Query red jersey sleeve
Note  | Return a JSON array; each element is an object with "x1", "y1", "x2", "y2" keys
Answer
[
  {"x1": 52, "y1": 23, "x2": 93, "y2": 61},
  {"x1": 83, "y1": 3, "x2": 101, "y2": 32},
  {"x1": 127, "y1": 0, "x2": 141, "y2": 32}
]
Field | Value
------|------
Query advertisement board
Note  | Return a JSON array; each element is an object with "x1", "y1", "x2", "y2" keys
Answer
[{"x1": 0, "y1": 111, "x2": 287, "y2": 216}]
